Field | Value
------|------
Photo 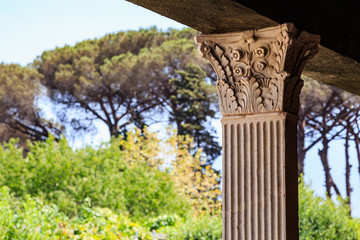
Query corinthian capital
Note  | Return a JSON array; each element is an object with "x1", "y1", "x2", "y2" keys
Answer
[{"x1": 195, "y1": 23, "x2": 320, "y2": 115}]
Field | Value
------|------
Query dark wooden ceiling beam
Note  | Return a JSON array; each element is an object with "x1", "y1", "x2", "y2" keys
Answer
[{"x1": 126, "y1": 0, "x2": 360, "y2": 96}]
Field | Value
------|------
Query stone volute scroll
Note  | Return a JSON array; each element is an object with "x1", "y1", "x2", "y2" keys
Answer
[{"x1": 195, "y1": 23, "x2": 320, "y2": 115}]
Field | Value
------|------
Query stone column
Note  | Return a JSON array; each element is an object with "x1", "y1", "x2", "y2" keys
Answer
[{"x1": 195, "y1": 23, "x2": 320, "y2": 240}]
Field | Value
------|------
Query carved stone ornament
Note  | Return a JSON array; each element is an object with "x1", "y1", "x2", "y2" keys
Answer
[{"x1": 195, "y1": 23, "x2": 320, "y2": 115}]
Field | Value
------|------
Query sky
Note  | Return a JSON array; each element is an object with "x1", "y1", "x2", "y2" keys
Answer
[
  {"x1": 0, "y1": 0, "x2": 185, "y2": 66},
  {"x1": 1, "y1": 0, "x2": 360, "y2": 217}
]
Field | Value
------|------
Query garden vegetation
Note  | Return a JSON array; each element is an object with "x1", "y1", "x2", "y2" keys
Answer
[
  {"x1": 1, "y1": 27, "x2": 360, "y2": 239},
  {"x1": 0, "y1": 129, "x2": 359, "y2": 239}
]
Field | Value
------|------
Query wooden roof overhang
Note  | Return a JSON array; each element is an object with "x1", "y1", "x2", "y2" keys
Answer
[{"x1": 126, "y1": 0, "x2": 360, "y2": 95}]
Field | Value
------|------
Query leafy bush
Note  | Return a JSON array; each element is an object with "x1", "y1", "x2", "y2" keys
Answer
[
  {"x1": 160, "y1": 214, "x2": 222, "y2": 240},
  {"x1": 299, "y1": 179, "x2": 360, "y2": 239},
  {"x1": 146, "y1": 214, "x2": 179, "y2": 231},
  {"x1": 0, "y1": 186, "x2": 222, "y2": 239},
  {"x1": 0, "y1": 186, "x2": 152, "y2": 239},
  {"x1": 0, "y1": 131, "x2": 191, "y2": 219},
  {"x1": 2, "y1": 131, "x2": 360, "y2": 239}
]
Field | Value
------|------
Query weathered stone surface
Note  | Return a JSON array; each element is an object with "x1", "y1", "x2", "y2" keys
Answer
[
  {"x1": 196, "y1": 23, "x2": 319, "y2": 239},
  {"x1": 195, "y1": 23, "x2": 320, "y2": 115},
  {"x1": 221, "y1": 112, "x2": 298, "y2": 240}
]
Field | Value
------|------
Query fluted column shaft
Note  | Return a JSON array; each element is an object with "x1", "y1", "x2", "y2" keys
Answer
[
  {"x1": 195, "y1": 23, "x2": 320, "y2": 239},
  {"x1": 222, "y1": 113, "x2": 298, "y2": 240}
]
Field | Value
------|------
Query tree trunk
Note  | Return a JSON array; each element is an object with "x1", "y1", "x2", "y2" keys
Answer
[
  {"x1": 297, "y1": 118, "x2": 306, "y2": 176},
  {"x1": 319, "y1": 143, "x2": 332, "y2": 198},
  {"x1": 319, "y1": 139, "x2": 342, "y2": 198},
  {"x1": 109, "y1": 124, "x2": 120, "y2": 138},
  {"x1": 353, "y1": 130, "x2": 360, "y2": 181},
  {"x1": 345, "y1": 125, "x2": 352, "y2": 213}
]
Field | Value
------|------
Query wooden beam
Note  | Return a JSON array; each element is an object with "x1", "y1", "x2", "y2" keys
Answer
[{"x1": 126, "y1": 0, "x2": 360, "y2": 96}]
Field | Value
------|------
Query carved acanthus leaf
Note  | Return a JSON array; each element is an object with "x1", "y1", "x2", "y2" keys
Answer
[
  {"x1": 217, "y1": 80, "x2": 239, "y2": 114},
  {"x1": 195, "y1": 23, "x2": 320, "y2": 115}
]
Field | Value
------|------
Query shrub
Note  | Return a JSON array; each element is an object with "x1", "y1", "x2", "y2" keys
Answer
[
  {"x1": 2, "y1": 131, "x2": 360, "y2": 239},
  {"x1": 299, "y1": 179, "x2": 360, "y2": 239},
  {"x1": 0, "y1": 131, "x2": 190, "y2": 219},
  {"x1": 146, "y1": 214, "x2": 179, "y2": 231},
  {"x1": 0, "y1": 186, "x2": 152, "y2": 239},
  {"x1": 161, "y1": 214, "x2": 222, "y2": 240}
]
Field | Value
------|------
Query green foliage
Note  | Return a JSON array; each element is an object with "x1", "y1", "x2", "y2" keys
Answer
[
  {"x1": 178, "y1": 215, "x2": 222, "y2": 240},
  {"x1": 0, "y1": 129, "x2": 222, "y2": 238},
  {"x1": 0, "y1": 64, "x2": 61, "y2": 144},
  {"x1": 0, "y1": 186, "x2": 152, "y2": 239},
  {"x1": 0, "y1": 186, "x2": 63, "y2": 239},
  {"x1": 0, "y1": 186, "x2": 221, "y2": 239},
  {"x1": 146, "y1": 214, "x2": 178, "y2": 231},
  {"x1": 168, "y1": 63, "x2": 219, "y2": 163},
  {"x1": 25, "y1": 136, "x2": 127, "y2": 216},
  {"x1": 299, "y1": 179, "x2": 360, "y2": 239},
  {"x1": 160, "y1": 215, "x2": 222, "y2": 240},
  {"x1": 0, "y1": 131, "x2": 190, "y2": 219},
  {"x1": 0, "y1": 139, "x2": 27, "y2": 194},
  {"x1": 33, "y1": 27, "x2": 220, "y2": 163},
  {"x1": 2, "y1": 131, "x2": 360, "y2": 238},
  {"x1": 168, "y1": 132, "x2": 221, "y2": 214}
]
